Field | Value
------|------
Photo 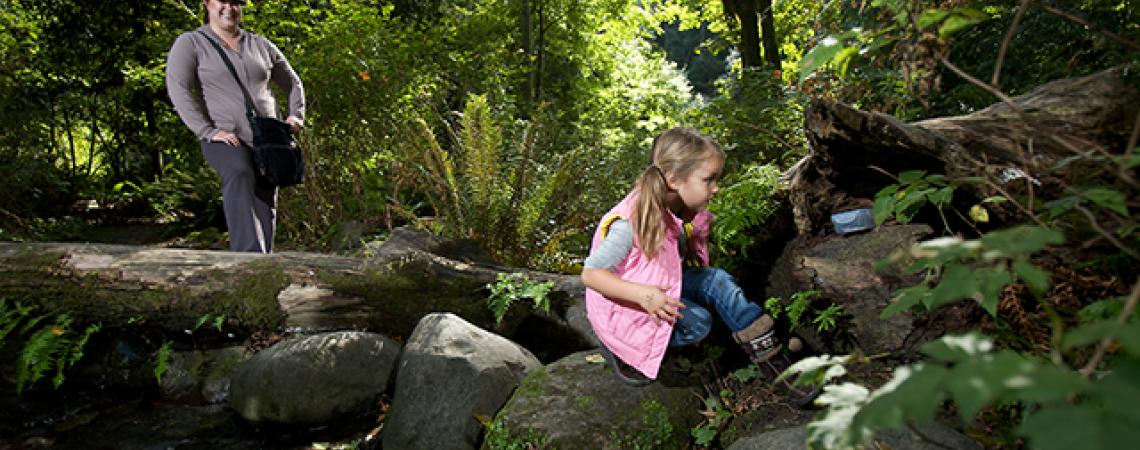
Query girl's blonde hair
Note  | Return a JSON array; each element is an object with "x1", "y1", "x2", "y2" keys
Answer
[{"x1": 632, "y1": 127, "x2": 724, "y2": 260}]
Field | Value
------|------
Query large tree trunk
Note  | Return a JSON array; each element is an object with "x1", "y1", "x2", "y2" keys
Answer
[
  {"x1": 724, "y1": 0, "x2": 762, "y2": 69},
  {"x1": 787, "y1": 65, "x2": 1140, "y2": 236},
  {"x1": 0, "y1": 229, "x2": 588, "y2": 358},
  {"x1": 757, "y1": 0, "x2": 779, "y2": 68}
]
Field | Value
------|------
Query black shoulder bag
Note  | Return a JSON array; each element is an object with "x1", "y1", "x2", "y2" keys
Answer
[{"x1": 197, "y1": 31, "x2": 304, "y2": 187}]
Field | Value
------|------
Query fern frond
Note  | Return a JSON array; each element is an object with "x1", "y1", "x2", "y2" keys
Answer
[
  {"x1": 0, "y1": 300, "x2": 33, "y2": 343},
  {"x1": 17, "y1": 325, "x2": 62, "y2": 393},
  {"x1": 154, "y1": 341, "x2": 173, "y2": 384},
  {"x1": 460, "y1": 94, "x2": 505, "y2": 233}
]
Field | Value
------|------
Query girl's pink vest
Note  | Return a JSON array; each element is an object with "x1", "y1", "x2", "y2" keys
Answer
[{"x1": 585, "y1": 191, "x2": 712, "y2": 379}]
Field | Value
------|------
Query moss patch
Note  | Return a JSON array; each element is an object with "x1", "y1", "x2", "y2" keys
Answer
[
  {"x1": 482, "y1": 419, "x2": 550, "y2": 450},
  {"x1": 610, "y1": 399, "x2": 684, "y2": 450},
  {"x1": 320, "y1": 256, "x2": 495, "y2": 338},
  {"x1": 0, "y1": 252, "x2": 289, "y2": 334},
  {"x1": 513, "y1": 366, "x2": 549, "y2": 399}
]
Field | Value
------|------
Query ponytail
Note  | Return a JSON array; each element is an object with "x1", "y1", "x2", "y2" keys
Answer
[{"x1": 632, "y1": 166, "x2": 671, "y2": 259}]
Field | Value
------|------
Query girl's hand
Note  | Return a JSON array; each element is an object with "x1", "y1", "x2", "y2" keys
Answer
[
  {"x1": 638, "y1": 284, "x2": 684, "y2": 325},
  {"x1": 211, "y1": 129, "x2": 240, "y2": 147}
]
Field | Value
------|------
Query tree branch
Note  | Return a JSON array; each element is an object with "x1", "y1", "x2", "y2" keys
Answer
[
  {"x1": 940, "y1": 57, "x2": 1019, "y2": 108},
  {"x1": 1031, "y1": 1, "x2": 1140, "y2": 53},
  {"x1": 1072, "y1": 204, "x2": 1140, "y2": 262},
  {"x1": 993, "y1": 0, "x2": 1032, "y2": 88}
]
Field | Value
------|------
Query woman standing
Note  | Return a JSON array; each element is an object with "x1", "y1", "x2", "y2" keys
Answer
[{"x1": 166, "y1": 0, "x2": 305, "y2": 253}]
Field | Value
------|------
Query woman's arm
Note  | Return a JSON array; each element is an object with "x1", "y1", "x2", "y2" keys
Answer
[
  {"x1": 165, "y1": 34, "x2": 219, "y2": 141},
  {"x1": 264, "y1": 38, "x2": 305, "y2": 128}
]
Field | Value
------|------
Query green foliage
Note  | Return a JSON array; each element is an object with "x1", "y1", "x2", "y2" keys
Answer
[
  {"x1": 880, "y1": 225, "x2": 1063, "y2": 318},
  {"x1": 691, "y1": 389, "x2": 734, "y2": 446},
  {"x1": 732, "y1": 364, "x2": 760, "y2": 383},
  {"x1": 153, "y1": 340, "x2": 173, "y2": 384},
  {"x1": 707, "y1": 163, "x2": 781, "y2": 271},
  {"x1": 871, "y1": 169, "x2": 990, "y2": 234},
  {"x1": 111, "y1": 165, "x2": 222, "y2": 225},
  {"x1": 192, "y1": 314, "x2": 225, "y2": 332},
  {"x1": 0, "y1": 299, "x2": 101, "y2": 393},
  {"x1": 764, "y1": 290, "x2": 841, "y2": 332},
  {"x1": 486, "y1": 273, "x2": 554, "y2": 326},
  {"x1": 694, "y1": 70, "x2": 809, "y2": 166},
  {"x1": 482, "y1": 419, "x2": 548, "y2": 450},
  {"x1": 812, "y1": 304, "x2": 844, "y2": 333},
  {"x1": 788, "y1": 330, "x2": 1140, "y2": 450}
]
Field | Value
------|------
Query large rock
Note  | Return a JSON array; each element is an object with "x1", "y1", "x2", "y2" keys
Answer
[
  {"x1": 725, "y1": 422, "x2": 982, "y2": 450},
  {"x1": 486, "y1": 349, "x2": 702, "y2": 449},
  {"x1": 383, "y1": 313, "x2": 541, "y2": 450},
  {"x1": 229, "y1": 331, "x2": 400, "y2": 424},
  {"x1": 767, "y1": 224, "x2": 934, "y2": 354}
]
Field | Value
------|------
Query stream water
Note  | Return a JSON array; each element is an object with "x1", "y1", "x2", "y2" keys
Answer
[
  {"x1": 1, "y1": 333, "x2": 382, "y2": 450},
  {"x1": 1, "y1": 384, "x2": 382, "y2": 449}
]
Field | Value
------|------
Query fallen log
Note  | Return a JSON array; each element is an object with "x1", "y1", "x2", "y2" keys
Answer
[
  {"x1": 0, "y1": 228, "x2": 590, "y2": 360},
  {"x1": 789, "y1": 64, "x2": 1140, "y2": 236}
]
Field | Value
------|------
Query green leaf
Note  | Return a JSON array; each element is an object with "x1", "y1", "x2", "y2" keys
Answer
[
  {"x1": 875, "y1": 184, "x2": 901, "y2": 198},
  {"x1": 897, "y1": 170, "x2": 927, "y2": 185},
  {"x1": 980, "y1": 226, "x2": 1064, "y2": 256},
  {"x1": 978, "y1": 268, "x2": 1014, "y2": 317},
  {"x1": 921, "y1": 333, "x2": 994, "y2": 363},
  {"x1": 939, "y1": 12, "x2": 984, "y2": 37},
  {"x1": 1127, "y1": 152, "x2": 1140, "y2": 169},
  {"x1": 1082, "y1": 187, "x2": 1129, "y2": 216},
  {"x1": 692, "y1": 426, "x2": 717, "y2": 445},
  {"x1": 1044, "y1": 196, "x2": 1079, "y2": 219},
  {"x1": 926, "y1": 264, "x2": 979, "y2": 309},
  {"x1": 916, "y1": 10, "x2": 950, "y2": 29},
  {"x1": 1063, "y1": 321, "x2": 1140, "y2": 357},
  {"x1": 834, "y1": 46, "x2": 860, "y2": 77},
  {"x1": 928, "y1": 186, "x2": 954, "y2": 207},
  {"x1": 1012, "y1": 259, "x2": 1050, "y2": 295},
  {"x1": 798, "y1": 36, "x2": 848, "y2": 81},
  {"x1": 873, "y1": 194, "x2": 896, "y2": 226},
  {"x1": 853, "y1": 364, "x2": 947, "y2": 431},
  {"x1": 882, "y1": 284, "x2": 929, "y2": 318},
  {"x1": 1019, "y1": 403, "x2": 1140, "y2": 450}
]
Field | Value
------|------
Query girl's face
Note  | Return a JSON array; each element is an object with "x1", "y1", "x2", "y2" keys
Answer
[
  {"x1": 667, "y1": 155, "x2": 723, "y2": 214},
  {"x1": 205, "y1": 0, "x2": 243, "y2": 30}
]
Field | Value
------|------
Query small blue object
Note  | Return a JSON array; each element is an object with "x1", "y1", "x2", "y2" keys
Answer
[{"x1": 831, "y1": 208, "x2": 875, "y2": 235}]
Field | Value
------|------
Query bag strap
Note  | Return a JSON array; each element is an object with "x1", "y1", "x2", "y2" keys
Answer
[{"x1": 196, "y1": 30, "x2": 261, "y2": 131}]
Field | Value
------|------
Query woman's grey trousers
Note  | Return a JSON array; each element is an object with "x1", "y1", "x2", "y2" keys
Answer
[{"x1": 201, "y1": 141, "x2": 276, "y2": 253}]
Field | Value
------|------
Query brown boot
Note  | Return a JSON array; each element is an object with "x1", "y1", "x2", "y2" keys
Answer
[{"x1": 734, "y1": 315, "x2": 781, "y2": 363}]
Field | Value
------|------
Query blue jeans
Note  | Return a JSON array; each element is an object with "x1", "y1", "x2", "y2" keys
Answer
[{"x1": 670, "y1": 267, "x2": 763, "y2": 347}]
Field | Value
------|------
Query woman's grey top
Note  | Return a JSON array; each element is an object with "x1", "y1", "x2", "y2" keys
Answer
[{"x1": 166, "y1": 25, "x2": 305, "y2": 144}]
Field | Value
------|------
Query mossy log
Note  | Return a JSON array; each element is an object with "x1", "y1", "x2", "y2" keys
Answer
[
  {"x1": 789, "y1": 65, "x2": 1140, "y2": 235},
  {"x1": 0, "y1": 241, "x2": 582, "y2": 348}
]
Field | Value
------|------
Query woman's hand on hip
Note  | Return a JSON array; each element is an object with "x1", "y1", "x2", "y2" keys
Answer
[
  {"x1": 638, "y1": 284, "x2": 684, "y2": 326},
  {"x1": 211, "y1": 130, "x2": 240, "y2": 147},
  {"x1": 285, "y1": 115, "x2": 303, "y2": 133}
]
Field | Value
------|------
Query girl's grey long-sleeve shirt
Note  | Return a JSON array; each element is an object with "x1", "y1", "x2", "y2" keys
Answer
[{"x1": 166, "y1": 25, "x2": 305, "y2": 144}]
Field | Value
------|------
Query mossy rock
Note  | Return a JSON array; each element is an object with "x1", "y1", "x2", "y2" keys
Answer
[{"x1": 485, "y1": 350, "x2": 702, "y2": 449}]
